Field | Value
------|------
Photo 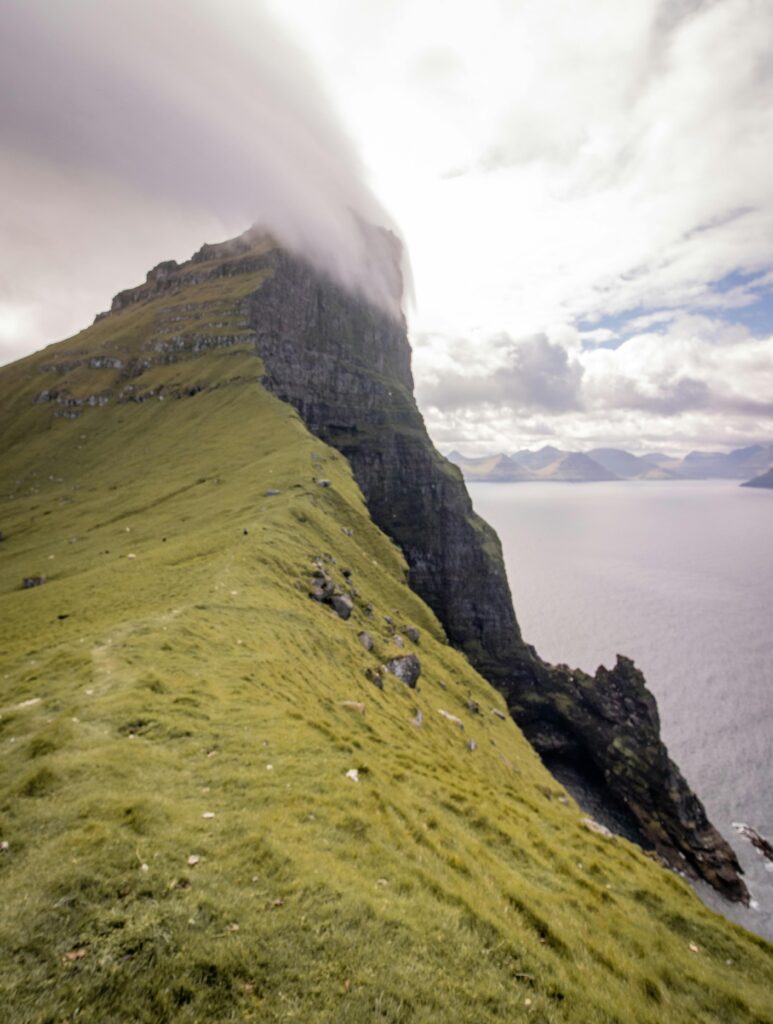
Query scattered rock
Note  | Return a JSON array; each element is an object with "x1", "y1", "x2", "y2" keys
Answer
[
  {"x1": 243, "y1": 528, "x2": 249, "y2": 535},
  {"x1": 127, "y1": 553, "x2": 136, "y2": 560},
  {"x1": 202, "y1": 812, "x2": 216, "y2": 819},
  {"x1": 187, "y1": 854, "x2": 201, "y2": 866},
  {"x1": 404, "y1": 626, "x2": 420, "y2": 644},
  {"x1": 341, "y1": 527, "x2": 353, "y2": 536},
  {"x1": 345, "y1": 768, "x2": 359, "y2": 782},
  {"x1": 392, "y1": 634, "x2": 405, "y2": 648},
  {"x1": 438, "y1": 709, "x2": 464, "y2": 729},
  {"x1": 466, "y1": 699, "x2": 481, "y2": 715},
  {"x1": 342, "y1": 568, "x2": 352, "y2": 578},
  {"x1": 376, "y1": 878, "x2": 388, "y2": 887},
  {"x1": 689, "y1": 942, "x2": 700, "y2": 953},
  {"x1": 467, "y1": 740, "x2": 477, "y2": 752},
  {"x1": 22, "y1": 576, "x2": 46, "y2": 589},
  {"x1": 411, "y1": 709, "x2": 423, "y2": 728},
  {"x1": 438, "y1": 680, "x2": 447, "y2": 690},
  {"x1": 330, "y1": 594, "x2": 353, "y2": 620},
  {"x1": 364, "y1": 667, "x2": 383, "y2": 690},
  {"x1": 0, "y1": 841, "x2": 9, "y2": 853},
  {"x1": 384, "y1": 615, "x2": 394, "y2": 626},
  {"x1": 358, "y1": 631, "x2": 374, "y2": 652},
  {"x1": 17, "y1": 697, "x2": 42, "y2": 709},
  {"x1": 583, "y1": 816, "x2": 613, "y2": 838},
  {"x1": 492, "y1": 708, "x2": 507, "y2": 720},
  {"x1": 316, "y1": 479, "x2": 331, "y2": 488},
  {"x1": 226, "y1": 922, "x2": 240, "y2": 933},
  {"x1": 341, "y1": 700, "x2": 366, "y2": 715},
  {"x1": 384, "y1": 654, "x2": 421, "y2": 688},
  {"x1": 264, "y1": 489, "x2": 280, "y2": 497},
  {"x1": 732, "y1": 822, "x2": 773, "y2": 861},
  {"x1": 363, "y1": 603, "x2": 374, "y2": 618}
]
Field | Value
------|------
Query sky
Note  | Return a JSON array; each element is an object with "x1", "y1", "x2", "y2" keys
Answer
[{"x1": 2, "y1": 0, "x2": 772, "y2": 455}]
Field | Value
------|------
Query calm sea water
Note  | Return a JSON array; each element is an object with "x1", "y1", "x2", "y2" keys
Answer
[{"x1": 468, "y1": 479, "x2": 773, "y2": 940}]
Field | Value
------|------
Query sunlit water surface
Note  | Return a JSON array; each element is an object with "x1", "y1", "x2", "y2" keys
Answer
[{"x1": 468, "y1": 480, "x2": 773, "y2": 940}]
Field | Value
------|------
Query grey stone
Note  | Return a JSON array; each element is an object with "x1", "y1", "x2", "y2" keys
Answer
[
  {"x1": 330, "y1": 594, "x2": 353, "y2": 620},
  {"x1": 22, "y1": 576, "x2": 46, "y2": 589},
  {"x1": 385, "y1": 654, "x2": 421, "y2": 688},
  {"x1": 404, "y1": 626, "x2": 420, "y2": 644},
  {"x1": 358, "y1": 631, "x2": 374, "y2": 652}
]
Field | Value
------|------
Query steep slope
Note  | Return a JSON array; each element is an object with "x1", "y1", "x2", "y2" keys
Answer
[
  {"x1": 216, "y1": 233, "x2": 745, "y2": 900},
  {"x1": 2, "y1": 233, "x2": 771, "y2": 1023}
]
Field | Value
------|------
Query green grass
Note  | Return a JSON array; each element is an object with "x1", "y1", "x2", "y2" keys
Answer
[{"x1": 0, "y1": 258, "x2": 771, "y2": 1022}]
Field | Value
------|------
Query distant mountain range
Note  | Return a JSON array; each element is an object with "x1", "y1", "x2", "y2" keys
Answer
[{"x1": 448, "y1": 443, "x2": 773, "y2": 484}]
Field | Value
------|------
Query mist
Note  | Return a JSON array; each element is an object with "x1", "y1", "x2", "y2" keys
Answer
[{"x1": 0, "y1": 0, "x2": 404, "y2": 364}]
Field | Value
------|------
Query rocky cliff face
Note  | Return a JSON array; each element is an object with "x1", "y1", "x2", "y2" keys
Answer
[{"x1": 239, "y1": 238, "x2": 747, "y2": 903}]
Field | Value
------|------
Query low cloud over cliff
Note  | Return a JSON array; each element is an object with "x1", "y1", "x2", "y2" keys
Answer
[{"x1": 0, "y1": 0, "x2": 400, "y2": 363}]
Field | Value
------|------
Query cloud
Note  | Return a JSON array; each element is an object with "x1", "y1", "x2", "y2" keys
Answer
[
  {"x1": 418, "y1": 313, "x2": 773, "y2": 454},
  {"x1": 417, "y1": 333, "x2": 584, "y2": 412},
  {"x1": 0, "y1": 0, "x2": 402, "y2": 363}
]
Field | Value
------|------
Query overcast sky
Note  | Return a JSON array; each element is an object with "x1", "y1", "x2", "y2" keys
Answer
[{"x1": 2, "y1": 0, "x2": 772, "y2": 454}]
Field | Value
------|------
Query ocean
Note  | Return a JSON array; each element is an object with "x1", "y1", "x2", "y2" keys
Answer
[{"x1": 468, "y1": 479, "x2": 773, "y2": 940}]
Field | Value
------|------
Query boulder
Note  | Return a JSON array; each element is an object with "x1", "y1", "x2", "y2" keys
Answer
[
  {"x1": 404, "y1": 626, "x2": 420, "y2": 644},
  {"x1": 385, "y1": 654, "x2": 421, "y2": 688},
  {"x1": 330, "y1": 594, "x2": 353, "y2": 620},
  {"x1": 357, "y1": 631, "x2": 374, "y2": 652}
]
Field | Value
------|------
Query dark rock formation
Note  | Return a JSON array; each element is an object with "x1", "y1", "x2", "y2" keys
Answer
[{"x1": 247, "y1": 241, "x2": 747, "y2": 903}]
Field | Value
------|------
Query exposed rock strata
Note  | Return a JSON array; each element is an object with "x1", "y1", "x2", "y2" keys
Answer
[{"x1": 244, "y1": 241, "x2": 747, "y2": 903}]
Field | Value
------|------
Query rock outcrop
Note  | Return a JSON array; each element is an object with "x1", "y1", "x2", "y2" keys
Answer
[{"x1": 241, "y1": 236, "x2": 747, "y2": 903}]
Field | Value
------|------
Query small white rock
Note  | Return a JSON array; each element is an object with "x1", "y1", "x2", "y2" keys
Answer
[
  {"x1": 689, "y1": 942, "x2": 700, "y2": 953},
  {"x1": 187, "y1": 854, "x2": 201, "y2": 866},
  {"x1": 266, "y1": 764, "x2": 273, "y2": 771},
  {"x1": 17, "y1": 697, "x2": 41, "y2": 709},
  {"x1": 127, "y1": 553, "x2": 136, "y2": 560},
  {"x1": 202, "y1": 812, "x2": 216, "y2": 819},
  {"x1": 345, "y1": 768, "x2": 359, "y2": 782},
  {"x1": 140, "y1": 862, "x2": 149, "y2": 872}
]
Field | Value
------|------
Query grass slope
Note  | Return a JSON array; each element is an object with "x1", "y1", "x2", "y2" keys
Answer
[{"x1": 0, "y1": 276, "x2": 772, "y2": 1024}]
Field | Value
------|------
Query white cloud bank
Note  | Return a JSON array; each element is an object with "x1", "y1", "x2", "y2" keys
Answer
[{"x1": 271, "y1": 0, "x2": 773, "y2": 453}]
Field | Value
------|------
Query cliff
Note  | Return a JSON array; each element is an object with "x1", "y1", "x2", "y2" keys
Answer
[
  {"x1": 206, "y1": 234, "x2": 743, "y2": 902},
  {"x1": 1, "y1": 228, "x2": 769, "y2": 1022}
]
